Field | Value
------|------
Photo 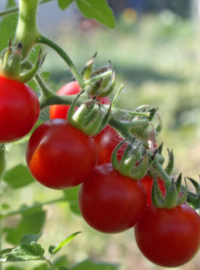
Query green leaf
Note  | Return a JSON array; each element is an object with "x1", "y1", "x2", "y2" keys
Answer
[
  {"x1": 71, "y1": 259, "x2": 119, "y2": 270},
  {"x1": 63, "y1": 186, "x2": 81, "y2": 216},
  {"x1": 53, "y1": 255, "x2": 68, "y2": 268},
  {"x1": 1, "y1": 203, "x2": 10, "y2": 210},
  {"x1": 57, "y1": 0, "x2": 74, "y2": 10},
  {"x1": 3, "y1": 164, "x2": 35, "y2": 189},
  {"x1": 0, "y1": 0, "x2": 18, "y2": 52},
  {"x1": 75, "y1": 0, "x2": 115, "y2": 29},
  {"x1": 32, "y1": 263, "x2": 47, "y2": 270},
  {"x1": 49, "y1": 232, "x2": 81, "y2": 256},
  {"x1": 5, "y1": 266, "x2": 24, "y2": 270},
  {"x1": 5, "y1": 207, "x2": 46, "y2": 245},
  {"x1": 57, "y1": 267, "x2": 69, "y2": 270},
  {"x1": 20, "y1": 233, "x2": 43, "y2": 245},
  {"x1": 0, "y1": 248, "x2": 13, "y2": 256},
  {"x1": 6, "y1": 243, "x2": 45, "y2": 262}
]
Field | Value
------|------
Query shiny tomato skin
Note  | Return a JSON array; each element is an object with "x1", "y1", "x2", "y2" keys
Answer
[
  {"x1": 26, "y1": 119, "x2": 98, "y2": 189},
  {"x1": 0, "y1": 76, "x2": 40, "y2": 143},
  {"x1": 134, "y1": 204, "x2": 200, "y2": 267},
  {"x1": 140, "y1": 175, "x2": 165, "y2": 205},
  {"x1": 93, "y1": 125, "x2": 126, "y2": 165},
  {"x1": 78, "y1": 163, "x2": 147, "y2": 233},
  {"x1": 49, "y1": 81, "x2": 110, "y2": 119}
]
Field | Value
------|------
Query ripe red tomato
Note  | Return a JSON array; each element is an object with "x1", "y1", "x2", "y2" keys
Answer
[
  {"x1": 134, "y1": 203, "x2": 200, "y2": 267},
  {"x1": 140, "y1": 175, "x2": 165, "y2": 205},
  {"x1": 93, "y1": 125, "x2": 127, "y2": 165},
  {"x1": 26, "y1": 119, "x2": 98, "y2": 189},
  {"x1": 49, "y1": 81, "x2": 110, "y2": 120},
  {"x1": 78, "y1": 163, "x2": 147, "y2": 233},
  {"x1": 0, "y1": 76, "x2": 40, "y2": 143}
]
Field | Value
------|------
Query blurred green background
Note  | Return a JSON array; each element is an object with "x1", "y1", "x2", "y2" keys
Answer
[{"x1": 1, "y1": 1, "x2": 200, "y2": 270}]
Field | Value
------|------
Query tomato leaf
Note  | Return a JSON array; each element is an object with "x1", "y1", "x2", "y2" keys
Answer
[
  {"x1": 5, "y1": 207, "x2": 46, "y2": 245},
  {"x1": 71, "y1": 259, "x2": 119, "y2": 270},
  {"x1": 0, "y1": 0, "x2": 18, "y2": 52},
  {"x1": 6, "y1": 243, "x2": 45, "y2": 261},
  {"x1": 0, "y1": 248, "x2": 13, "y2": 256},
  {"x1": 57, "y1": 267, "x2": 69, "y2": 270},
  {"x1": 57, "y1": 0, "x2": 74, "y2": 10},
  {"x1": 5, "y1": 266, "x2": 24, "y2": 270},
  {"x1": 75, "y1": 0, "x2": 115, "y2": 29},
  {"x1": 48, "y1": 232, "x2": 81, "y2": 256},
  {"x1": 3, "y1": 165, "x2": 35, "y2": 189},
  {"x1": 20, "y1": 233, "x2": 43, "y2": 245}
]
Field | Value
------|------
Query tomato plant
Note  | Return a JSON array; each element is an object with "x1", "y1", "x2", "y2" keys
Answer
[
  {"x1": 0, "y1": 75, "x2": 40, "y2": 143},
  {"x1": 26, "y1": 119, "x2": 98, "y2": 189},
  {"x1": 134, "y1": 203, "x2": 200, "y2": 267},
  {"x1": 49, "y1": 81, "x2": 110, "y2": 120},
  {"x1": 78, "y1": 163, "x2": 147, "y2": 233}
]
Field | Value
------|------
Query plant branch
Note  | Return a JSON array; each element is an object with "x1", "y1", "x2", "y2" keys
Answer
[
  {"x1": 36, "y1": 35, "x2": 84, "y2": 88},
  {"x1": 0, "y1": 197, "x2": 66, "y2": 219}
]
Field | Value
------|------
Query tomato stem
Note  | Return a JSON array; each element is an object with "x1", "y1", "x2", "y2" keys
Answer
[
  {"x1": 15, "y1": 0, "x2": 41, "y2": 59},
  {"x1": 152, "y1": 160, "x2": 172, "y2": 185},
  {"x1": 0, "y1": 197, "x2": 67, "y2": 219},
  {"x1": 36, "y1": 35, "x2": 85, "y2": 89}
]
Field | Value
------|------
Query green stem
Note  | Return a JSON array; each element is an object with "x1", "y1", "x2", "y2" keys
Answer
[
  {"x1": 15, "y1": 0, "x2": 41, "y2": 58},
  {"x1": 43, "y1": 257, "x2": 56, "y2": 270},
  {"x1": 0, "y1": 197, "x2": 66, "y2": 219},
  {"x1": 152, "y1": 160, "x2": 171, "y2": 186},
  {"x1": 0, "y1": 0, "x2": 55, "y2": 18},
  {"x1": 36, "y1": 35, "x2": 84, "y2": 88}
]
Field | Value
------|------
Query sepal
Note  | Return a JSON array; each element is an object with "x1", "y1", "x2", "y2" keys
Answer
[
  {"x1": 186, "y1": 176, "x2": 200, "y2": 209},
  {"x1": 0, "y1": 41, "x2": 45, "y2": 83},
  {"x1": 111, "y1": 140, "x2": 150, "y2": 180},
  {"x1": 87, "y1": 62, "x2": 115, "y2": 97},
  {"x1": 164, "y1": 149, "x2": 174, "y2": 175},
  {"x1": 81, "y1": 52, "x2": 97, "y2": 80},
  {"x1": 68, "y1": 91, "x2": 111, "y2": 136},
  {"x1": 151, "y1": 173, "x2": 187, "y2": 209}
]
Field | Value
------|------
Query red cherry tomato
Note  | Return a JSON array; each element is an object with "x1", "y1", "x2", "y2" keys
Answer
[
  {"x1": 134, "y1": 203, "x2": 200, "y2": 267},
  {"x1": 140, "y1": 175, "x2": 165, "y2": 205},
  {"x1": 93, "y1": 125, "x2": 127, "y2": 165},
  {"x1": 26, "y1": 119, "x2": 98, "y2": 189},
  {"x1": 0, "y1": 76, "x2": 40, "y2": 143},
  {"x1": 78, "y1": 163, "x2": 147, "y2": 233},
  {"x1": 49, "y1": 81, "x2": 110, "y2": 120}
]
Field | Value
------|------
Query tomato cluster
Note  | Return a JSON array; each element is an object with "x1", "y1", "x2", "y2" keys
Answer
[{"x1": 2, "y1": 77, "x2": 199, "y2": 268}]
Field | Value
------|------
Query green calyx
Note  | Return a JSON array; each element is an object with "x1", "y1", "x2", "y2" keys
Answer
[
  {"x1": 67, "y1": 91, "x2": 111, "y2": 136},
  {"x1": 81, "y1": 52, "x2": 97, "y2": 80},
  {"x1": 0, "y1": 41, "x2": 45, "y2": 83},
  {"x1": 152, "y1": 173, "x2": 187, "y2": 209},
  {"x1": 86, "y1": 61, "x2": 116, "y2": 98},
  {"x1": 131, "y1": 109, "x2": 162, "y2": 149},
  {"x1": 111, "y1": 140, "x2": 151, "y2": 180},
  {"x1": 186, "y1": 176, "x2": 200, "y2": 209}
]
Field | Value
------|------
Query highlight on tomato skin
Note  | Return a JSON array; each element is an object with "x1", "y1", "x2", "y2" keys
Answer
[
  {"x1": 0, "y1": 75, "x2": 40, "y2": 143},
  {"x1": 134, "y1": 203, "x2": 200, "y2": 268},
  {"x1": 26, "y1": 119, "x2": 98, "y2": 190},
  {"x1": 49, "y1": 81, "x2": 110, "y2": 120},
  {"x1": 78, "y1": 163, "x2": 147, "y2": 234}
]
